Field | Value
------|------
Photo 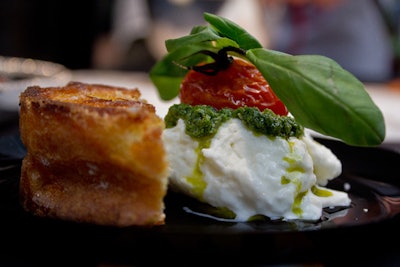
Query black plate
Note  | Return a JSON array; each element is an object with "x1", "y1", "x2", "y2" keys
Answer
[{"x1": 1, "y1": 135, "x2": 400, "y2": 266}]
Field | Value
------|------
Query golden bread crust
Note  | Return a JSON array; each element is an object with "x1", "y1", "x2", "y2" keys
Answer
[{"x1": 19, "y1": 81, "x2": 168, "y2": 227}]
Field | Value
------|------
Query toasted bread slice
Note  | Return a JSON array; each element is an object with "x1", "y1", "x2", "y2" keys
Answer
[{"x1": 19, "y1": 81, "x2": 168, "y2": 227}]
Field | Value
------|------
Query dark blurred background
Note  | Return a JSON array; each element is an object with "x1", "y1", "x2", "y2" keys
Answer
[
  {"x1": 0, "y1": 0, "x2": 225, "y2": 71},
  {"x1": 0, "y1": 0, "x2": 399, "y2": 82},
  {"x1": 0, "y1": 0, "x2": 113, "y2": 70}
]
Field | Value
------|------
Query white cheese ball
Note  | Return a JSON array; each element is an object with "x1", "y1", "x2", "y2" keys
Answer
[{"x1": 163, "y1": 118, "x2": 351, "y2": 221}]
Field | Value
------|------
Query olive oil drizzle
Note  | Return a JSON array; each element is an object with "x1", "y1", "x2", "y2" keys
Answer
[{"x1": 185, "y1": 137, "x2": 210, "y2": 200}]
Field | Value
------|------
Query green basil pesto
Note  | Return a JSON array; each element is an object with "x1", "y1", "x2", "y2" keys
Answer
[{"x1": 165, "y1": 104, "x2": 304, "y2": 139}]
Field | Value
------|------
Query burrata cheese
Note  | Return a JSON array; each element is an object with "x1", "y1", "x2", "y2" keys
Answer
[{"x1": 163, "y1": 117, "x2": 351, "y2": 222}]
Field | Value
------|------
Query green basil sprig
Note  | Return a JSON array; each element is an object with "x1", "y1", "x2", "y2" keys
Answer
[{"x1": 149, "y1": 12, "x2": 385, "y2": 147}]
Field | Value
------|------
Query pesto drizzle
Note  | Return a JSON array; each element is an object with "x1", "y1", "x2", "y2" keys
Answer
[{"x1": 165, "y1": 104, "x2": 304, "y2": 139}]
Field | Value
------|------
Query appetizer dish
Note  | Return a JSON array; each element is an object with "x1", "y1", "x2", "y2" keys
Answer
[{"x1": 150, "y1": 13, "x2": 385, "y2": 222}]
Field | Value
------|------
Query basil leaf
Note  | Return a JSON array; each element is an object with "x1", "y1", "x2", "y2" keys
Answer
[
  {"x1": 150, "y1": 44, "x2": 205, "y2": 100},
  {"x1": 204, "y1": 12, "x2": 263, "y2": 50},
  {"x1": 247, "y1": 48, "x2": 386, "y2": 146},
  {"x1": 165, "y1": 25, "x2": 221, "y2": 52}
]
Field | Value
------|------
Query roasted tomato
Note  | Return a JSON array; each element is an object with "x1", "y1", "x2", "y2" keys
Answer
[{"x1": 179, "y1": 58, "x2": 288, "y2": 116}]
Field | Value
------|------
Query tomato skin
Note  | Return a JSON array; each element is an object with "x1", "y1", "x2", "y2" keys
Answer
[{"x1": 179, "y1": 58, "x2": 288, "y2": 116}]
